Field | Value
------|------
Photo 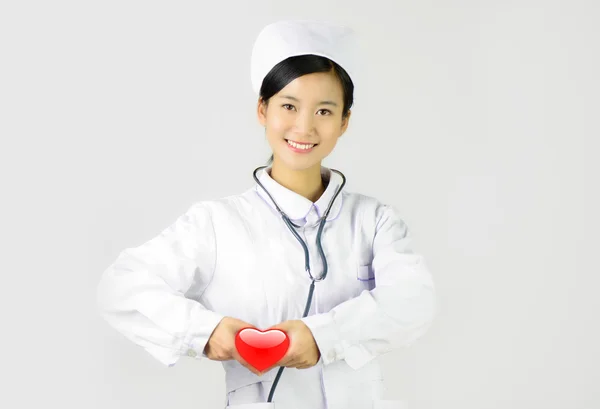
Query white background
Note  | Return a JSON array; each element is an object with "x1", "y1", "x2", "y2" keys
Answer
[{"x1": 1, "y1": 1, "x2": 598, "y2": 408}]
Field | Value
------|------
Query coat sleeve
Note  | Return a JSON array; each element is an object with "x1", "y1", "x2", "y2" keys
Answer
[
  {"x1": 96, "y1": 203, "x2": 225, "y2": 367},
  {"x1": 301, "y1": 202, "x2": 437, "y2": 370}
]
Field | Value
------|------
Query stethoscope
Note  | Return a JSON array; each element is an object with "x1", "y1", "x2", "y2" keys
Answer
[{"x1": 252, "y1": 165, "x2": 347, "y2": 403}]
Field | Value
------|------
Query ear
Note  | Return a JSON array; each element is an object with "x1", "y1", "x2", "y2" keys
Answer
[
  {"x1": 338, "y1": 109, "x2": 352, "y2": 137},
  {"x1": 257, "y1": 97, "x2": 268, "y2": 127}
]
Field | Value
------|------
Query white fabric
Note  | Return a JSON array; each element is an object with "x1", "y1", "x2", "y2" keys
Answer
[
  {"x1": 96, "y1": 166, "x2": 437, "y2": 409},
  {"x1": 250, "y1": 20, "x2": 358, "y2": 95}
]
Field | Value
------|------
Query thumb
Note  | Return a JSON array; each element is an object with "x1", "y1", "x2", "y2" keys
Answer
[
  {"x1": 234, "y1": 324, "x2": 257, "y2": 337},
  {"x1": 268, "y1": 321, "x2": 290, "y2": 332}
]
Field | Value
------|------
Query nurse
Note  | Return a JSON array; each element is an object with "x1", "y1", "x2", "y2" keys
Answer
[{"x1": 96, "y1": 20, "x2": 437, "y2": 409}]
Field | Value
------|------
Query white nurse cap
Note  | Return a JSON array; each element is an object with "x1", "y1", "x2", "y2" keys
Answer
[{"x1": 250, "y1": 20, "x2": 358, "y2": 95}]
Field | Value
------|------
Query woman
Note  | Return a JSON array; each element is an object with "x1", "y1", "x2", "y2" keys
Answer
[{"x1": 96, "y1": 20, "x2": 436, "y2": 409}]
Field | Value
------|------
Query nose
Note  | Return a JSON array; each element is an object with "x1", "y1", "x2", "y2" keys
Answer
[{"x1": 293, "y1": 110, "x2": 316, "y2": 135}]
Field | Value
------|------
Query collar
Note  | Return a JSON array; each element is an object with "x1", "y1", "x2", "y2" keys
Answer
[{"x1": 254, "y1": 165, "x2": 344, "y2": 222}]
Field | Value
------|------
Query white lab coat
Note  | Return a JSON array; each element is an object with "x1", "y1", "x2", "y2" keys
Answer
[{"x1": 96, "y1": 166, "x2": 436, "y2": 409}]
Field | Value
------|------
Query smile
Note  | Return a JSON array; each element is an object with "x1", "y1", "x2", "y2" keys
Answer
[{"x1": 286, "y1": 139, "x2": 317, "y2": 150}]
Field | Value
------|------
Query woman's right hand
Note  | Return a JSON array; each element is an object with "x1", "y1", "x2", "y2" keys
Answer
[{"x1": 204, "y1": 317, "x2": 263, "y2": 376}]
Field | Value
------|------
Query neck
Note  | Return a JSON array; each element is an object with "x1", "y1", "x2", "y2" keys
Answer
[{"x1": 270, "y1": 160, "x2": 325, "y2": 202}]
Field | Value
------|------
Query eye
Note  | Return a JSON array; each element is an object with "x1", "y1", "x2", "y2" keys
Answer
[
  {"x1": 282, "y1": 104, "x2": 296, "y2": 111},
  {"x1": 317, "y1": 109, "x2": 332, "y2": 116}
]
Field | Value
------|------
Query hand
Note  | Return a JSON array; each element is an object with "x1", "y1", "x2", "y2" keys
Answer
[
  {"x1": 204, "y1": 316, "x2": 262, "y2": 376},
  {"x1": 259, "y1": 319, "x2": 321, "y2": 374}
]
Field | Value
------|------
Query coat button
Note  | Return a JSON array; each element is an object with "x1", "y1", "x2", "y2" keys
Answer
[{"x1": 187, "y1": 349, "x2": 197, "y2": 357}]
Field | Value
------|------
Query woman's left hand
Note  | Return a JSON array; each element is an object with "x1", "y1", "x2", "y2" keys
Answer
[{"x1": 259, "y1": 319, "x2": 321, "y2": 374}]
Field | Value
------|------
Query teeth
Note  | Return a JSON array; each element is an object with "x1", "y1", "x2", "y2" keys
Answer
[{"x1": 287, "y1": 140, "x2": 315, "y2": 150}]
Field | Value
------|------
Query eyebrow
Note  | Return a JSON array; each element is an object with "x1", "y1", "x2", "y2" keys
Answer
[{"x1": 278, "y1": 95, "x2": 338, "y2": 107}]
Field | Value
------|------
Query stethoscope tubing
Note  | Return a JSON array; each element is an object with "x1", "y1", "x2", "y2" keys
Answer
[{"x1": 251, "y1": 165, "x2": 346, "y2": 402}]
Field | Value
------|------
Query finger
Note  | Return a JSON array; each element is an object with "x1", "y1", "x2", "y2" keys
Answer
[
  {"x1": 274, "y1": 355, "x2": 291, "y2": 368},
  {"x1": 277, "y1": 358, "x2": 298, "y2": 368},
  {"x1": 295, "y1": 360, "x2": 316, "y2": 370},
  {"x1": 267, "y1": 320, "x2": 292, "y2": 331},
  {"x1": 266, "y1": 325, "x2": 285, "y2": 333},
  {"x1": 279, "y1": 350, "x2": 299, "y2": 367}
]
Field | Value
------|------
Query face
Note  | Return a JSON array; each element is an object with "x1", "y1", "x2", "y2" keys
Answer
[{"x1": 257, "y1": 71, "x2": 351, "y2": 172}]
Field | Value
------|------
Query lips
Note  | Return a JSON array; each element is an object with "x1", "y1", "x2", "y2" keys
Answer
[{"x1": 285, "y1": 139, "x2": 317, "y2": 153}]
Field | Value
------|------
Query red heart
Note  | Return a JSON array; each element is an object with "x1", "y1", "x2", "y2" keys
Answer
[{"x1": 235, "y1": 327, "x2": 290, "y2": 372}]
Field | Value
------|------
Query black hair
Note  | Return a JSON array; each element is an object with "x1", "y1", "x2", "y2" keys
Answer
[{"x1": 259, "y1": 54, "x2": 354, "y2": 165}]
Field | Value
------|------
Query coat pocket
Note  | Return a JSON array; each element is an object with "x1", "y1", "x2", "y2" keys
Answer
[
  {"x1": 357, "y1": 264, "x2": 376, "y2": 291},
  {"x1": 225, "y1": 381, "x2": 275, "y2": 408},
  {"x1": 372, "y1": 399, "x2": 408, "y2": 409}
]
